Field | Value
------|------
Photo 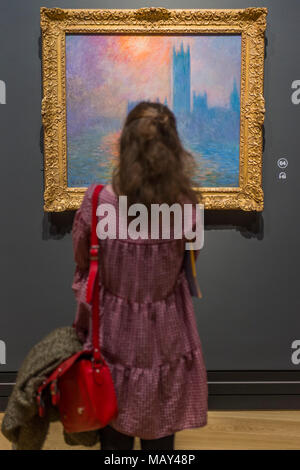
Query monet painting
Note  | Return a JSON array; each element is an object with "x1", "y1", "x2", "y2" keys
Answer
[
  {"x1": 66, "y1": 35, "x2": 241, "y2": 189},
  {"x1": 41, "y1": 7, "x2": 267, "y2": 211}
]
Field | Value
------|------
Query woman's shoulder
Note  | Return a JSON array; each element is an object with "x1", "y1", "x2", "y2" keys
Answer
[
  {"x1": 76, "y1": 182, "x2": 115, "y2": 225},
  {"x1": 100, "y1": 182, "x2": 118, "y2": 201},
  {"x1": 83, "y1": 182, "x2": 117, "y2": 203}
]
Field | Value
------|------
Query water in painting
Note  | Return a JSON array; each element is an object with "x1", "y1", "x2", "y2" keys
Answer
[{"x1": 66, "y1": 34, "x2": 241, "y2": 188}]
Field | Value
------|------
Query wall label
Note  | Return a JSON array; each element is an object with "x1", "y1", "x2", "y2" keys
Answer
[
  {"x1": 278, "y1": 171, "x2": 287, "y2": 180},
  {"x1": 277, "y1": 158, "x2": 288, "y2": 181},
  {"x1": 277, "y1": 158, "x2": 288, "y2": 169}
]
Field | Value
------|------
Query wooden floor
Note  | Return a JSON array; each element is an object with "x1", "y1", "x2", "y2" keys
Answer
[{"x1": 1, "y1": 411, "x2": 300, "y2": 450}]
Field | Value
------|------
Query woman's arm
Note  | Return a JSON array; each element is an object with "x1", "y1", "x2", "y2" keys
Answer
[
  {"x1": 71, "y1": 184, "x2": 97, "y2": 343},
  {"x1": 72, "y1": 204, "x2": 90, "y2": 272},
  {"x1": 71, "y1": 184, "x2": 97, "y2": 271}
]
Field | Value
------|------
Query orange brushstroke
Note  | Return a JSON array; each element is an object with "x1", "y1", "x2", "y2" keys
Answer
[{"x1": 117, "y1": 36, "x2": 170, "y2": 67}]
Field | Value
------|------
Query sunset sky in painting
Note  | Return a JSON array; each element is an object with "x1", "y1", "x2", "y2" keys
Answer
[{"x1": 66, "y1": 34, "x2": 241, "y2": 120}]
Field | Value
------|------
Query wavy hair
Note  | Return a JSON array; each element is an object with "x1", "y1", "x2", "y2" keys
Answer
[{"x1": 112, "y1": 101, "x2": 201, "y2": 212}]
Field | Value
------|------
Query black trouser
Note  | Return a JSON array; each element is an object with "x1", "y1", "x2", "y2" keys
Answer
[{"x1": 99, "y1": 425, "x2": 175, "y2": 450}]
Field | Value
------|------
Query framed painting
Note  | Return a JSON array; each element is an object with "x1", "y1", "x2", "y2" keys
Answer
[{"x1": 40, "y1": 7, "x2": 267, "y2": 212}]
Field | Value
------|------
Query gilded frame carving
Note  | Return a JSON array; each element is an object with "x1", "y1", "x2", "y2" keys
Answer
[{"x1": 40, "y1": 7, "x2": 267, "y2": 212}]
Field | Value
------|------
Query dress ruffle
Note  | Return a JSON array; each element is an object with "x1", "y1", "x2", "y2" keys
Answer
[{"x1": 106, "y1": 345, "x2": 208, "y2": 439}]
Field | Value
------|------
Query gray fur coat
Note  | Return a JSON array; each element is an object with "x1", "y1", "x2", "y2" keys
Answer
[{"x1": 1, "y1": 326, "x2": 100, "y2": 450}]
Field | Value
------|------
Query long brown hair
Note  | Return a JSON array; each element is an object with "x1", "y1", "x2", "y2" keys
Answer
[{"x1": 112, "y1": 101, "x2": 201, "y2": 211}]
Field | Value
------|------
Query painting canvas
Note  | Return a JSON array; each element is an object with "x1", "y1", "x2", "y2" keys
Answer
[
  {"x1": 66, "y1": 34, "x2": 241, "y2": 189},
  {"x1": 41, "y1": 7, "x2": 267, "y2": 211}
]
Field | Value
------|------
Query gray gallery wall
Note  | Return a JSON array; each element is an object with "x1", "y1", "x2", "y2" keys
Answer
[{"x1": 0, "y1": 0, "x2": 299, "y2": 373}]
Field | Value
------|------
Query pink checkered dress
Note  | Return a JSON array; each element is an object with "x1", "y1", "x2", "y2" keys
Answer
[{"x1": 72, "y1": 183, "x2": 208, "y2": 439}]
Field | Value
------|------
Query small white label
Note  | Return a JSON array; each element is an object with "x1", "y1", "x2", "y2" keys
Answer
[
  {"x1": 277, "y1": 158, "x2": 288, "y2": 169},
  {"x1": 278, "y1": 171, "x2": 287, "y2": 180}
]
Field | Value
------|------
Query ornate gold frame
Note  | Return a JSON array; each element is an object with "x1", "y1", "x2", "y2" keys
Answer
[{"x1": 40, "y1": 6, "x2": 267, "y2": 212}]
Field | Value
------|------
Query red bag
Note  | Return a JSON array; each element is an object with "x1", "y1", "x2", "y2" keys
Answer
[{"x1": 36, "y1": 184, "x2": 118, "y2": 433}]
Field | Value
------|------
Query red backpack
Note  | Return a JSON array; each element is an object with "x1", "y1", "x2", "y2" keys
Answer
[{"x1": 36, "y1": 184, "x2": 118, "y2": 433}]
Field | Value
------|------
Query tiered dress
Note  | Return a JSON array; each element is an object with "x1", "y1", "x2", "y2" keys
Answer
[{"x1": 71, "y1": 183, "x2": 208, "y2": 439}]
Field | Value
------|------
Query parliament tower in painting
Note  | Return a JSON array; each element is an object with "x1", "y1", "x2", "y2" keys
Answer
[
  {"x1": 127, "y1": 40, "x2": 239, "y2": 120},
  {"x1": 172, "y1": 42, "x2": 191, "y2": 116}
]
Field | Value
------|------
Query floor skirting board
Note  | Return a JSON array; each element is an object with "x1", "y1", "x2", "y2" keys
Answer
[{"x1": 1, "y1": 371, "x2": 300, "y2": 412}]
